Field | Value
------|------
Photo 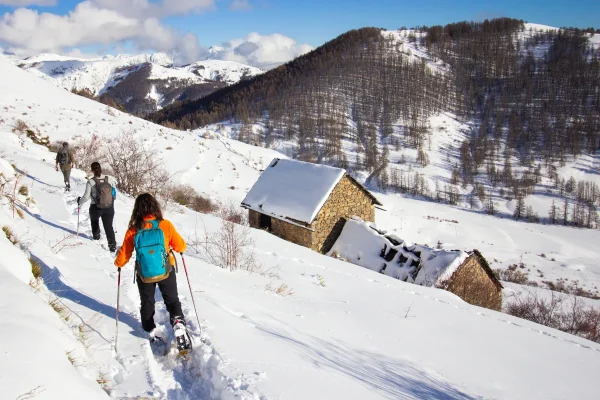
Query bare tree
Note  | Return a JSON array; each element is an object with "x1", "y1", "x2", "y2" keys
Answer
[
  {"x1": 72, "y1": 133, "x2": 104, "y2": 170},
  {"x1": 103, "y1": 131, "x2": 170, "y2": 197},
  {"x1": 548, "y1": 199, "x2": 558, "y2": 224},
  {"x1": 195, "y1": 220, "x2": 259, "y2": 272}
]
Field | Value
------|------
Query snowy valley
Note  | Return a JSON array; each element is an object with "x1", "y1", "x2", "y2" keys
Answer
[{"x1": 2, "y1": 35, "x2": 600, "y2": 400}]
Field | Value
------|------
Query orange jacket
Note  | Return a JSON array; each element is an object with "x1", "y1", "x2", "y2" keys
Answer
[{"x1": 114, "y1": 216, "x2": 186, "y2": 268}]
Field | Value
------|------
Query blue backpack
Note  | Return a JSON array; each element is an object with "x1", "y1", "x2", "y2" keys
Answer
[{"x1": 134, "y1": 220, "x2": 171, "y2": 283}]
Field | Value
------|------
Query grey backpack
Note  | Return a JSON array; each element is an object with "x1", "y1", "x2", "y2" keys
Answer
[
  {"x1": 58, "y1": 147, "x2": 70, "y2": 164},
  {"x1": 93, "y1": 176, "x2": 114, "y2": 209}
]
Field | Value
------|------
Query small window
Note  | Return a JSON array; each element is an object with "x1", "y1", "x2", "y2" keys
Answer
[{"x1": 259, "y1": 214, "x2": 272, "y2": 231}]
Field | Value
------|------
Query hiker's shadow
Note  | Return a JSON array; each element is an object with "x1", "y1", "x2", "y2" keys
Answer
[
  {"x1": 14, "y1": 167, "x2": 65, "y2": 190},
  {"x1": 31, "y1": 254, "x2": 145, "y2": 340},
  {"x1": 18, "y1": 205, "x2": 92, "y2": 240}
]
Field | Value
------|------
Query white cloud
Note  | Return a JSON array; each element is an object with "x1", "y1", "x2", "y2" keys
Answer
[
  {"x1": 229, "y1": 0, "x2": 252, "y2": 12},
  {"x1": 0, "y1": 0, "x2": 56, "y2": 6},
  {"x1": 0, "y1": 3, "x2": 139, "y2": 52},
  {"x1": 0, "y1": 1, "x2": 312, "y2": 68},
  {"x1": 90, "y1": 0, "x2": 215, "y2": 18},
  {"x1": 215, "y1": 32, "x2": 313, "y2": 69},
  {"x1": 0, "y1": 2, "x2": 206, "y2": 63}
]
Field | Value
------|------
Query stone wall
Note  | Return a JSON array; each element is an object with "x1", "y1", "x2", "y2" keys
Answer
[
  {"x1": 445, "y1": 256, "x2": 503, "y2": 311},
  {"x1": 249, "y1": 209, "x2": 313, "y2": 247},
  {"x1": 248, "y1": 209, "x2": 261, "y2": 228},
  {"x1": 311, "y1": 175, "x2": 376, "y2": 253},
  {"x1": 271, "y1": 218, "x2": 313, "y2": 248}
]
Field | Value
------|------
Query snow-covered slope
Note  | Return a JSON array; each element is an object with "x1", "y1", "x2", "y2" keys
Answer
[
  {"x1": 180, "y1": 59, "x2": 263, "y2": 84},
  {"x1": 1, "y1": 54, "x2": 599, "y2": 399},
  {"x1": 18, "y1": 53, "x2": 174, "y2": 95}
]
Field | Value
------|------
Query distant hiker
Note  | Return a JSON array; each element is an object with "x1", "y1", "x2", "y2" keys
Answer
[
  {"x1": 114, "y1": 193, "x2": 191, "y2": 352},
  {"x1": 55, "y1": 142, "x2": 75, "y2": 191},
  {"x1": 77, "y1": 162, "x2": 117, "y2": 252}
]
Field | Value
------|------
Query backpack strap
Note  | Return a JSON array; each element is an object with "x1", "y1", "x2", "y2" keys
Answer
[
  {"x1": 170, "y1": 249, "x2": 178, "y2": 273},
  {"x1": 141, "y1": 219, "x2": 160, "y2": 231}
]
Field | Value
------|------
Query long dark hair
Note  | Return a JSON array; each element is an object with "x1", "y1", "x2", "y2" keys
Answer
[
  {"x1": 128, "y1": 193, "x2": 163, "y2": 230},
  {"x1": 91, "y1": 162, "x2": 102, "y2": 178}
]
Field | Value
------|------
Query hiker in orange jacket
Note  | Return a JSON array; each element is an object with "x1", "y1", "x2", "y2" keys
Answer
[{"x1": 114, "y1": 193, "x2": 189, "y2": 348}]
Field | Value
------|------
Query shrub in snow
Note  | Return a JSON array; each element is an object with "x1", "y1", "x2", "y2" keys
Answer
[
  {"x1": 506, "y1": 290, "x2": 600, "y2": 343},
  {"x1": 11, "y1": 119, "x2": 28, "y2": 134},
  {"x1": 218, "y1": 200, "x2": 248, "y2": 225},
  {"x1": 168, "y1": 184, "x2": 218, "y2": 214},
  {"x1": 495, "y1": 266, "x2": 530, "y2": 284},
  {"x1": 193, "y1": 220, "x2": 258, "y2": 272},
  {"x1": 2, "y1": 225, "x2": 18, "y2": 245},
  {"x1": 25, "y1": 128, "x2": 50, "y2": 147}
]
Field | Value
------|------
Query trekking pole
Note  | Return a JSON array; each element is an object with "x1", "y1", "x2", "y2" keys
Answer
[
  {"x1": 115, "y1": 268, "x2": 121, "y2": 353},
  {"x1": 180, "y1": 253, "x2": 202, "y2": 333},
  {"x1": 76, "y1": 206, "x2": 80, "y2": 237}
]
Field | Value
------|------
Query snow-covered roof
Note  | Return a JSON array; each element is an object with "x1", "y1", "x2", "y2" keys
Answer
[
  {"x1": 328, "y1": 217, "x2": 501, "y2": 289},
  {"x1": 242, "y1": 158, "x2": 347, "y2": 224}
]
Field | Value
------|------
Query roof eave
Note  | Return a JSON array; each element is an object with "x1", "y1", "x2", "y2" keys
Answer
[{"x1": 240, "y1": 204, "x2": 314, "y2": 231}]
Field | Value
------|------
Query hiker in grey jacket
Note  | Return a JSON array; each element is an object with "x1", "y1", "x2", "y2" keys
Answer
[{"x1": 78, "y1": 162, "x2": 118, "y2": 252}]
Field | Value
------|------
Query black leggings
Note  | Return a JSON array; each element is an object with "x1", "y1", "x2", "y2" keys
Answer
[
  {"x1": 89, "y1": 204, "x2": 116, "y2": 249},
  {"x1": 137, "y1": 271, "x2": 184, "y2": 332}
]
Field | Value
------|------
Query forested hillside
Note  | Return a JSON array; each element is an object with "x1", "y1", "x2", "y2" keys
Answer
[{"x1": 149, "y1": 18, "x2": 600, "y2": 228}]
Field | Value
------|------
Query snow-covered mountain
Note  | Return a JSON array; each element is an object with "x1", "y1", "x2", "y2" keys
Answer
[
  {"x1": 16, "y1": 52, "x2": 263, "y2": 115},
  {"x1": 1, "y1": 51, "x2": 599, "y2": 400}
]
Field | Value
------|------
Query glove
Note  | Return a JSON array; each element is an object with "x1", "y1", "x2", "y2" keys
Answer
[
  {"x1": 77, "y1": 196, "x2": 81, "y2": 205},
  {"x1": 55, "y1": 165, "x2": 58, "y2": 171}
]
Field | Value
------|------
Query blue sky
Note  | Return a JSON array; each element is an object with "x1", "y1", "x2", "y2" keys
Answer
[
  {"x1": 1, "y1": 0, "x2": 598, "y2": 48},
  {"x1": 0, "y1": 0, "x2": 597, "y2": 66}
]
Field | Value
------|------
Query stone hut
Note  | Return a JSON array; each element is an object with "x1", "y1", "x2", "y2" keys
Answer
[
  {"x1": 241, "y1": 158, "x2": 382, "y2": 253},
  {"x1": 429, "y1": 250, "x2": 503, "y2": 311},
  {"x1": 329, "y1": 218, "x2": 503, "y2": 311}
]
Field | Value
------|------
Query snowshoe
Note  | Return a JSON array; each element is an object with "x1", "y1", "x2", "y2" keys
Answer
[
  {"x1": 149, "y1": 330, "x2": 168, "y2": 356},
  {"x1": 172, "y1": 318, "x2": 192, "y2": 357}
]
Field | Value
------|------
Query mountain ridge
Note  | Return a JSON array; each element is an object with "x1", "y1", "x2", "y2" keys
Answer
[{"x1": 15, "y1": 52, "x2": 264, "y2": 116}]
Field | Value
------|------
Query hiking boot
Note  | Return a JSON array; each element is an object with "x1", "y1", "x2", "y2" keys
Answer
[
  {"x1": 172, "y1": 317, "x2": 192, "y2": 353},
  {"x1": 93, "y1": 233, "x2": 101, "y2": 240}
]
